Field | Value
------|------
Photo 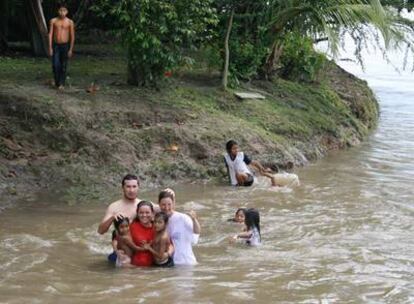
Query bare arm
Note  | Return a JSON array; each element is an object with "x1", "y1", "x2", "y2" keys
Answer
[
  {"x1": 188, "y1": 210, "x2": 201, "y2": 234},
  {"x1": 167, "y1": 240, "x2": 174, "y2": 257},
  {"x1": 97, "y1": 206, "x2": 125, "y2": 234},
  {"x1": 235, "y1": 230, "x2": 252, "y2": 239},
  {"x1": 69, "y1": 20, "x2": 75, "y2": 57},
  {"x1": 97, "y1": 214, "x2": 114, "y2": 235},
  {"x1": 122, "y1": 236, "x2": 146, "y2": 252},
  {"x1": 111, "y1": 239, "x2": 118, "y2": 252},
  {"x1": 48, "y1": 19, "x2": 54, "y2": 56},
  {"x1": 249, "y1": 160, "x2": 267, "y2": 174},
  {"x1": 143, "y1": 236, "x2": 169, "y2": 260}
]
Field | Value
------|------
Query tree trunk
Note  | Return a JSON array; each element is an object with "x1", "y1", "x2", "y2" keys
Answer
[
  {"x1": 73, "y1": 0, "x2": 91, "y2": 27},
  {"x1": 26, "y1": 0, "x2": 48, "y2": 56},
  {"x1": 263, "y1": 40, "x2": 284, "y2": 79},
  {"x1": 127, "y1": 51, "x2": 146, "y2": 86},
  {"x1": 0, "y1": 0, "x2": 9, "y2": 53},
  {"x1": 222, "y1": 8, "x2": 235, "y2": 90}
]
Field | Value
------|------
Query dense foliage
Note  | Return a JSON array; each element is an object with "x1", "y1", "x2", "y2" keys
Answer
[
  {"x1": 2, "y1": 0, "x2": 414, "y2": 86},
  {"x1": 94, "y1": 0, "x2": 217, "y2": 86}
]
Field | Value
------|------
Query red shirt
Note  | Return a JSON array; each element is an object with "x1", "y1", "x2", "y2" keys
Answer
[{"x1": 129, "y1": 221, "x2": 155, "y2": 266}]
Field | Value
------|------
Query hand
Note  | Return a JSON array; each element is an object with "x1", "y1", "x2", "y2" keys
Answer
[
  {"x1": 49, "y1": 48, "x2": 53, "y2": 57},
  {"x1": 68, "y1": 50, "x2": 73, "y2": 58},
  {"x1": 229, "y1": 235, "x2": 238, "y2": 244},
  {"x1": 187, "y1": 210, "x2": 197, "y2": 220},
  {"x1": 113, "y1": 213, "x2": 125, "y2": 221},
  {"x1": 142, "y1": 243, "x2": 151, "y2": 250}
]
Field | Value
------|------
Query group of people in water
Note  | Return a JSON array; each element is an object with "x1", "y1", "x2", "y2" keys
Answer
[
  {"x1": 97, "y1": 140, "x2": 299, "y2": 268},
  {"x1": 51, "y1": 2, "x2": 296, "y2": 267},
  {"x1": 98, "y1": 176, "x2": 200, "y2": 267}
]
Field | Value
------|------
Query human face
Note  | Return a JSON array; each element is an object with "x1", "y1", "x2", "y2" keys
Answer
[
  {"x1": 235, "y1": 210, "x2": 245, "y2": 223},
  {"x1": 137, "y1": 205, "x2": 153, "y2": 226},
  {"x1": 159, "y1": 197, "x2": 174, "y2": 216},
  {"x1": 58, "y1": 7, "x2": 68, "y2": 18},
  {"x1": 122, "y1": 179, "x2": 139, "y2": 201},
  {"x1": 230, "y1": 144, "x2": 239, "y2": 157},
  {"x1": 118, "y1": 222, "x2": 130, "y2": 236},
  {"x1": 154, "y1": 217, "x2": 166, "y2": 232}
]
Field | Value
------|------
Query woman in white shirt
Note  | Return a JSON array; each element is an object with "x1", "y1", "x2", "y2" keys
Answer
[{"x1": 158, "y1": 189, "x2": 201, "y2": 265}]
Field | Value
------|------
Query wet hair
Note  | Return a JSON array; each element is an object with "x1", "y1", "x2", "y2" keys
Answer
[
  {"x1": 58, "y1": 3, "x2": 68, "y2": 9},
  {"x1": 228, "y1": 207, "x2": 246, "y2": 222},
  {"x1": 158, "y1": 190, "x2": 175, "y2": 203},
  {"x1": 226, "y1": 140, "x2": 238, "y2": 153},
  {"x1": 154, "y1": 211, "x2": 169, "y2": 225},
  {"x1": 235, "y1": 208, "x2": 246, "y2": 216},
  {"x1": 122, "y1": 174, "x2": 140, "y2": 187},
  {"x1": 113, "y1": 217, "x2": 130, "y2": 232},
  {"x1": 136, "y1": 200, "x2": 154, "y2": 221},
  {"x1": 244, "y1": 208, "x2": 261, "y2": 241}
]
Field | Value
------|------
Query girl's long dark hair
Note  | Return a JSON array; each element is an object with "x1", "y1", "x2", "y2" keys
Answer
[{"x1": 244, "y1": 208, "x2": 261, "y2": 240}]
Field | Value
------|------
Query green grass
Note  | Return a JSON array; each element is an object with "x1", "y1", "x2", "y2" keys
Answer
[{"x1": 0, "y1": 46, "x2": 379, "y2": 202}]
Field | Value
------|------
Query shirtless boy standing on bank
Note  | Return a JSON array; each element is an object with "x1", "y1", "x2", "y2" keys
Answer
[{"x1": 48, "y1": 4, "x2": 75, "y2": 90}]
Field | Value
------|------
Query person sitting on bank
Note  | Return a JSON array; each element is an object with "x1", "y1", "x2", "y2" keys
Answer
[{"x1": 224, "y1": 140, "x2": 278, "y2": 187}]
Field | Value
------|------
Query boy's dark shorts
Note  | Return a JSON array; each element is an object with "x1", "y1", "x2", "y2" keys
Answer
[
  {"x1": 108, "y1": 251, "x2": 117, "y2": 263},
  {"x1": 239, "y1": 174, "x2": 254, "y2": 187},
  {"x1": 154, "y1": 256, "x2": 174, "y2": 267}
]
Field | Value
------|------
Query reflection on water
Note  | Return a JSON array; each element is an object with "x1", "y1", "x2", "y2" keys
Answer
[{"x1": 1, "y1": 56, "x2": 414, "y2": 303}]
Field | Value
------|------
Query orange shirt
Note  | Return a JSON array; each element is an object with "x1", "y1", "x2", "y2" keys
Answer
[{"x1": 129, "y1": 221, "x2": 155, "y2": 266}]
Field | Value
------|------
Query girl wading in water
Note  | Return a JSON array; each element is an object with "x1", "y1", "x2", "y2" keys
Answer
[{"x1": 232, "y1": 208, "x2": 261, "y2": 246}]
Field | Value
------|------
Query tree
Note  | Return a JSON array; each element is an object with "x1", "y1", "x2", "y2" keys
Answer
[
  {"x1": 214, "y1": 1, "x2": 273, "y2": 86},
  {"x1": 212, "y1": 0, "x2": 414, "y2": 82},
  {"x1": 222, "y1": 8, "x2": 234, "y2": 89},
  {"x1": 73, "y1": 0, "x2": 92, "y2": 27},
  {"x1": 262, "y1": 0, "x2": 414, "y2": 76},
  {"x1": 0, "y1": 0, "x2": 9, "y2": 53},
  {"x1": 95, "y1": 0, "x2": 217, "y2": 86},
  {"x1": 25, "y1": 0, "x2": 49, "y2": 56}
]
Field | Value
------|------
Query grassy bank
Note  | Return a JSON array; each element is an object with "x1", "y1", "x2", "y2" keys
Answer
[{"x1": 0, "y1": 46, "x2": 378, "y2": 204}]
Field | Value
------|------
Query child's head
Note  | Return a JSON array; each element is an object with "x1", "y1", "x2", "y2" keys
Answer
[
  {"x1": 154, "y1": 211, "x2": 169, "y2": 232},
  {"x1": 113, "y1": 217, "x2": 130, "y2": 236},
  {"x1": 57, "y1": 3, "x2": 68, "y2": 16},
  {"x1": 226, "y1": 140, "x2": 238, "y2": 156},
  {"x1": 244, "y1": 208, "x2": 260, "y2": 234},
  {"x1": 234, "y1": 208, "x2": 246, "y2": 223}
]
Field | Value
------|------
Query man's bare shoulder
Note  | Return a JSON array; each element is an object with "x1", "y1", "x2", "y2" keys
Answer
[
  {"x1": 50, "y1": 17, "x2": 58, "y2": 24},
  {"x1": 108, "y1": 198, "x2": 140, "y2": 208},
  {"x1": 107, "y1": 198, "x2": 125, "y2": 208}
]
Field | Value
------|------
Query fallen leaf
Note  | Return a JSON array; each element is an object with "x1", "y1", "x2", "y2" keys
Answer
[{"x1": 165, "y1": 144, "x2": 179, "y2": 152}]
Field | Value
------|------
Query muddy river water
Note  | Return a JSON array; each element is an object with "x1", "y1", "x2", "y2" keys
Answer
[{"x1": 1, "y1": 52, "x2": 414, "y2": 303}]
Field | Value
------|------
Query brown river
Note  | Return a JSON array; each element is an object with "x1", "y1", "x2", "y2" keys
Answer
[{"x1": 1, "y1": 54, "x2": 414, "y2": 303}]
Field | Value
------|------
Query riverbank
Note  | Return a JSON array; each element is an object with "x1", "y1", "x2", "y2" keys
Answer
[{"x1": 0, "y1": 48, "x2": 378, "y2": 205}]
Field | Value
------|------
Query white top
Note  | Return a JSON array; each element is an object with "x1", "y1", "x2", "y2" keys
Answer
[
  {"x1": 224, "y1": 152, "x2": 252, "y2": 186},
  {"x1": 246, "y1": 227, "x2": 261, "y2": 246},
  {"x1": 167, "y1": 211, "x2": 199, "y2": 265}
]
